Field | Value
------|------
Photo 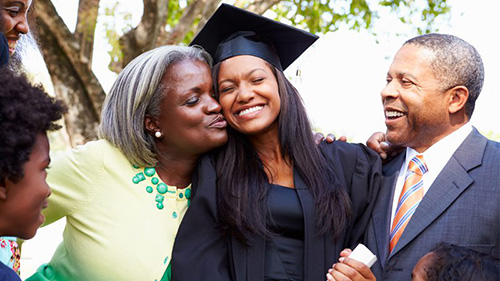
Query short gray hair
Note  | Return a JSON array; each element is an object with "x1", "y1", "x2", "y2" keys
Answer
[
  {"x1": 98, "y1": 45, "x2": 212, "y2": 166},
  {"x1": 405, "y1": 33, "x2": 484, "y2": 118}
]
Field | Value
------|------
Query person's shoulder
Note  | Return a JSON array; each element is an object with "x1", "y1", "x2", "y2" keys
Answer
[
  {"x1": 75, "y1": 139, "x2": 117, "y2": 154},
  {"x1": 319, "y1": 140, "x2": 360, "y2": 155},
  {"x1": 0, "y1": 262, "x2": 21, "y2": 281},
  {"x1": 465, "y1": 129, "x2": 500, "y2": 160},
  {"x1": 485, "y1": 138, "x2": 500, "y2": 151},
  {"x1": 72, "y1": 139, "x2": 127, "y2": 163},
  {"x1": 319, "y1": 141, "x2": 379, "y2": 162}
]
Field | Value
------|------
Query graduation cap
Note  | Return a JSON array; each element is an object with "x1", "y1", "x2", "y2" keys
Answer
[
  {"x1": 0, "y1": 33, "x2": 8, "y2": 67},
  {"x1": 190, "y1": 4, "x2": 318, "y2": 71}
]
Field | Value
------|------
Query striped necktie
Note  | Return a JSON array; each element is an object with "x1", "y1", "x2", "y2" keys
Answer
[{"x1": 389, "y1": 155, "x2": 428, "y2": 253}]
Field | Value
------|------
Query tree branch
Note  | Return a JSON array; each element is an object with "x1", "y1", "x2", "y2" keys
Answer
[
  {"x1": 118, "y1": 0, "x2": 168, "y2": 70},
  {"x1": 193, "y1": 0, "x2": 221, "y2": 35},
  {"x1": 246, "y1": 0, "x2": 280, "y2": 14},
  {"x1": 36, "y1": 0, "x2": 106, "y2": 146},
  {"x1": 74, "y1": 0, "x2": 100, "y2": 68},
  {"x1": 161, "y1": 0, "x2": 208, "y2": 45}
]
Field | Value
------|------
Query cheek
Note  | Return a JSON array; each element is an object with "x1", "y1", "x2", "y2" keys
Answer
[
  {"x1": 218, "y1": 96, "x2": 235, "y2": 123},
  {"x1": 218, "y1": 95, "x2": 232, "y2": 113}
]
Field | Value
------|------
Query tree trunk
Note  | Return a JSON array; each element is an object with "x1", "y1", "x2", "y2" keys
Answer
[
  {"x1": 36, "y1": 0, "x2": 106, "y2": 146},
  {"x1": 74, "y1": 0, "x2": 100, "y2": 69},
  {"x1": 118, "y1": 0, "x2": 169, "y2": 71}
]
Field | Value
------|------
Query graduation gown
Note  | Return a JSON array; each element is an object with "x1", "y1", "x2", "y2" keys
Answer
[{"x1": 171, "y1": 141, "x2": 382, "y2": 281}]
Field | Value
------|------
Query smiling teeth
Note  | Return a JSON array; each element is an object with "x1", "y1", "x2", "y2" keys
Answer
[
  {"x1": 238, "y1": 106, "x2": 263, "y2": 116},
  {"x1": 386, "y1": 111, "x2": 404, "y2": 118},
  {"x1": 7, "y1": 40, "x2": 16, "y2": 48}
]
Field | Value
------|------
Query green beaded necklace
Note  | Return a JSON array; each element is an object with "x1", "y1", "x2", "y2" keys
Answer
[{"x1": 131, "y1": 165, "x2": 191, "y2": 210}]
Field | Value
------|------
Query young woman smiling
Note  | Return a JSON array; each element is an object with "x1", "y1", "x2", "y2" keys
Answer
[{"x1": 172, "y1": 4, "x2": 381, "y2": 281}]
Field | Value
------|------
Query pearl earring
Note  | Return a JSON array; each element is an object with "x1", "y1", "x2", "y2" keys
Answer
[{"x1": 155, "y1": 131, "x2": 163, "y2": 139}]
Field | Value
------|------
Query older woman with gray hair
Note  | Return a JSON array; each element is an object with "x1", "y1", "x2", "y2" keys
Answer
[{"x1": 27, "y1": 45, "x2": 227, "y2": 281}]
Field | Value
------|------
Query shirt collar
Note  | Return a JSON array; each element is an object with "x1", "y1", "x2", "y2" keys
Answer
[{"x1": 404, "y1": 123, "x2": 473, "y2": 172}]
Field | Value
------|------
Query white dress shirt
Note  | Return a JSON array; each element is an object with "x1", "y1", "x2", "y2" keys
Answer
[{"x1": 390, "y1": 123, "x2": 473, "y2": 228}]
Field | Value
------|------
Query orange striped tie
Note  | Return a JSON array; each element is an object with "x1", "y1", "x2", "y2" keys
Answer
[{"x1": 389, "y1": 155, "x2": 428, "y2": 252}]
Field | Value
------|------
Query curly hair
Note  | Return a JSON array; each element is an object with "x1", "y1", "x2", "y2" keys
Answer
[
  {"x1": 0, "y1": 68, "x2": 66, "y2": 184},
  {"x1": 425, "y1": 242, "x2": 500, "y2": 281}
]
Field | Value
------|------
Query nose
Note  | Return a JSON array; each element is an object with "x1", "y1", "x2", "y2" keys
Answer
[
  {"x1": 235, "y1": 84, "x2": 254, "y2": 103},
  {"x1": 381, "y1": 81, "x2": 399, "y2": 103},
  {"x1": 205, "y1": 95, "x2": 222, "y2": 114},
  {"x1": 16, "y1": 15, "x2": 30, "y2": 35}
]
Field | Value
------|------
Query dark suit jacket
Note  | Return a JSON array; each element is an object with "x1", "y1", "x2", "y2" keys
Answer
[
  {"x1": 171, "y1": 142, "x2": 381, "y2": 281},
  {"x1": 365, "y1": 128, "x2": 500, "y2": 280}
]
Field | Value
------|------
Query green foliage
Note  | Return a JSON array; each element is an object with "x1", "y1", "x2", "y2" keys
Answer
[
  {"x1": 271, "y1": 0, "x2": 449, "y2": 35},
  {"x1": 99, "y1": 0, "x2": 451, "y2": 69},
  {"x1": 165, "y1": 0, "x2": 185, "y2": 31},
  {"x1": 102, "y1": 2, "x2": 133, "y2": 72},
  {"x1": 482, "y1": 130, "x2": 500, "y2": 141}
]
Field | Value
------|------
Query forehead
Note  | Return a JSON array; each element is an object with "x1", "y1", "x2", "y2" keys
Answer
[
  {"x1": 28, "y1": 134, "x2": 50, "y2": 165},
  {"x1": 165, "y1": 59, "x2": 210, "y2": 78},
  {"x1": 389, "y1": 44, "x2": 436, "y2": 77},
  {"x1": 1, "y1": 0, "x2": 32, "y2": 7},
  {"x1": 220, "y1": 55, "x2": 271, "y2": 73}
]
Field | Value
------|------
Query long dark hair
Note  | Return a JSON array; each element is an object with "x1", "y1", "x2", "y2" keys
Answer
[{"x1": 212, "y1": 61, "x2": 352, "y2": 242}]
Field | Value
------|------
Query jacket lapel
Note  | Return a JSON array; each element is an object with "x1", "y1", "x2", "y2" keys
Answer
[
  {"x1": 230, "y1": 234, "x2": 265, "y2": 281},
  {"x1": 295, "y1": 170, "x2": 326, "y2": 281},
  {"x1": 389, "y1": 129, "x2": 486, "y2": 257},
  {"x1": 372, "y1": 153, "x2": 403, "y2": 266}
]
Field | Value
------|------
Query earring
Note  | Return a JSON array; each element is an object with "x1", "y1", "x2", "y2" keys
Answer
[{"x1": 155, "y1": 131, "x2": 163, "y2": 139}]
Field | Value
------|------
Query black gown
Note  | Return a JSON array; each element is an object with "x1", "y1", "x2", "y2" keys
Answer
[
  {"x1": 265, "y1": 184, "x2": 304, "y2": 281},
  {"x1": 171, "y1": 141, "x2": 382, "y2": 281}
]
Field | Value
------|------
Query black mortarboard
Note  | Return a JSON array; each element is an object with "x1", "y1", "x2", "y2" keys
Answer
[
  {"x1": 0, "y1": 33, "x2": 9, "y2": 67},
  {"x1": 190, "y1": 4, "x2": 319, "y2": 71}
]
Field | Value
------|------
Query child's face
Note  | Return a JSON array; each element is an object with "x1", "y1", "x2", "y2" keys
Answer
[{"x1": 0, "y1": 133, "x2": 51, "y2": 239}]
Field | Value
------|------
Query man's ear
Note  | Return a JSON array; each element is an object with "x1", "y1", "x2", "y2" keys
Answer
[
  {"x1": 144, "y1": 115, "x2": 160, "y2": 137},
  {"x1": 448, "y1": 86, "x2": 469, "y2": 114},
  {"x1": 0, "y1": 180, "x2": 7, "y2": 201}
]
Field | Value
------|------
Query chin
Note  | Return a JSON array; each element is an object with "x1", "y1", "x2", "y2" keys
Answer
[
  {"x1": 386, "y1": 131, "x2": 406, "y2": 146},
  {"x1": 209, "y1": 136, "x2": 228, "y2": 149},
  {"x1": 18, "y1": 229, "x2": 37, "y2": 240}
]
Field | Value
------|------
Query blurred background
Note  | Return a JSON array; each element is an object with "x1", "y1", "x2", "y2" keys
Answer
[{"x1": 19, "y1": 0, "x2": 498, "y2": 278}]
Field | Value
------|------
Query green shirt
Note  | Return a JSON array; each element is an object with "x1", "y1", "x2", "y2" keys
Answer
[{"x1": 27, "y1": 140, "x2": 190, "y2": 281}]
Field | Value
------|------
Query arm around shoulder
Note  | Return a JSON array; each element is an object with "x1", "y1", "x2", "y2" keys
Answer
[{"x1": 320, "y1": 142, "x2": 382, "y2": 247}]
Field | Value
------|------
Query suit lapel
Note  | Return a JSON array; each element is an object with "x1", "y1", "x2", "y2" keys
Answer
[
  {"x1": 389, "y1": 129, "x2": 486, "y2": 257},
  {"x1": 372, "y1": 153, "x2": 404, "y2": 266}
]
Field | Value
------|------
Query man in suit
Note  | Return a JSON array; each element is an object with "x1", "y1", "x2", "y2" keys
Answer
[{"x1": 364, "y1": 33, "x2": 500, "y2": 281}]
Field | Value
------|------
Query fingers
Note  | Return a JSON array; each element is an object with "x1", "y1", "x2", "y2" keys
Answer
[
  {"x1": 385, "y1": 143, "x2": 405, "y2": 158},
  {"x1": 328, "y1": 262, "x2": 361, "y2": 281},
  {"x1": 314, "y1": 132, "x2": 325, "y2": 145},
  {"x1": 366, "y1": 132, "x2": 388, "y2": 159},
  {"x1": 337, "y1": 135, "x2": 347, "y2": 142},
  {"x1": 313, "y1": 131, "x2": 341, "y2": 144},
  {"x1": 339, "y1": 248, "x2": 352, "y2": 258},
  {"x1": 380, "y1": 141, "x2": 390, "y2": 150},
  {"x1": 339, "y1": 257, "x2": 375, "y2": 279},
  {"x1": 326, "y1": 133, "x2": 336, "y2": 143},
  {"x1": 326, "y1": 254, "x2": 376, "y2": 281}
]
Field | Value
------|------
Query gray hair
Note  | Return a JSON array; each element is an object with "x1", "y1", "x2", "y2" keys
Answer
[
  {"x1": 98, "y1": 45, "x2": 212, "y2": 166},
  {"x1": 405, "y1": 33, "x2": 484, "y2": 118}
]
